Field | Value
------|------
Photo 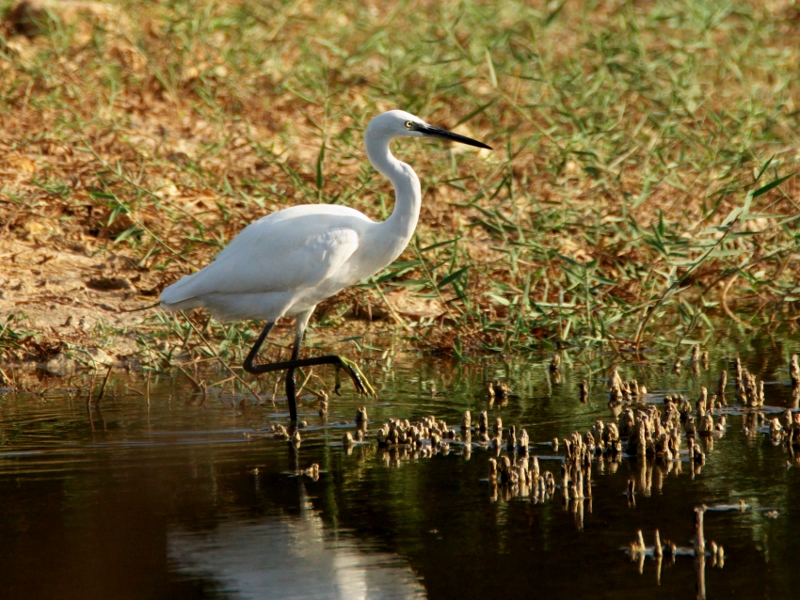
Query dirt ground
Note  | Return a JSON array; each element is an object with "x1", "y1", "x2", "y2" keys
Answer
[{"x1": 0, "y1": 237, "x2": 155, "y2": 358}]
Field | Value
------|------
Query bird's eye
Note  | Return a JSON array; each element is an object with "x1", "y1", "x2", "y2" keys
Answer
[{"x1": 405, "y1": 121, "x2": 414, "y2": 129}]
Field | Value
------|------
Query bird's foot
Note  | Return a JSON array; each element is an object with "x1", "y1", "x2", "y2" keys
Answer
[{"x1": 335, "y1": 357, "x2": 376, "y2": 398}]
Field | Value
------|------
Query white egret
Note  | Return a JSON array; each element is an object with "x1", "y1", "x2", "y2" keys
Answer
[{"x1": 160, "y1": 110, "x2": 491, "y2": 420}]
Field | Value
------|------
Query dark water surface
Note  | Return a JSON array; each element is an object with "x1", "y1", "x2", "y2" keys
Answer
[{"x1": 2, "y1": 335, "x2": 800, "y2": 599}]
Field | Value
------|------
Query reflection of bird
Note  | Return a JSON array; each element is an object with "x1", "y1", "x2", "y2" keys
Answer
[
  {"x1": 169, "y1": 484, "x2": 426, "y2": 599},
  {"x1": 160, "y1": 110, "x2": 491, "y2": 420}
]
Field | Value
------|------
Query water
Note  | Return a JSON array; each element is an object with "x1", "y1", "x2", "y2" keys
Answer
[{"x1": 1, "y1": 337, "x2": 800, "y2": 599}]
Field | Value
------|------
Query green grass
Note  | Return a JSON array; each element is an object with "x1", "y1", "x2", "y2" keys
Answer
[{"x1": 0, "y1": 0, "x2": 799, "y2": 365}]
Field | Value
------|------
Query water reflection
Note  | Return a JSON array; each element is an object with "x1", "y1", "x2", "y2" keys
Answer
[
  {"x1": 169, "y1": 486, "x2": 425, "y2": 600},
  {"x1": 1, "y1": 335, "x2": 799, "y2": 599}
]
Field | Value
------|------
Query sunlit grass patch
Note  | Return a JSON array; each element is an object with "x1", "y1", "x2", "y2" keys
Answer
[{"x1": 0, "y1": 0, "x2": 798, "y2": 363}]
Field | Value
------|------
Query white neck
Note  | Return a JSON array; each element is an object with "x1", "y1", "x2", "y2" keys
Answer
[{"x1": 365, "y1": 131, "x2": 421, "y2": 249}]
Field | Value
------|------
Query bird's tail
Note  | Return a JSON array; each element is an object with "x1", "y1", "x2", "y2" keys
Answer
[
  {"x1": 159, "y1": 297, "x2": 203, "y2": 312},
  {"x1": 159, "y1": 271, "x2": 205, "y2": 310}
]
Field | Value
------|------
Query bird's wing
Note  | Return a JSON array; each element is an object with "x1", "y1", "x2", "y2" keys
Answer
[{"x1": 161, "y1": 212, "x2": 364, "y2": 303}]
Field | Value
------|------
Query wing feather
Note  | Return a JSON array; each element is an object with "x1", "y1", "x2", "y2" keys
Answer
[{"x1": 161, "y1": 206, "x2": 368, "y2": 305}]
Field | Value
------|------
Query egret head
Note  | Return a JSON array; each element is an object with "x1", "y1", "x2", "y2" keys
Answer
[{"x1": 368, "y1": 110, "x2": 491, "y2": 150}]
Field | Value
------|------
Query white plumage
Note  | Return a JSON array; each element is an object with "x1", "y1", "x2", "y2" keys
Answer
[
  {"x1": 159, "y1": 109, "x2": 490, "y2": 420},
  {"x1": 160, "y1": 205, "x2": 370, "y2": 322}
]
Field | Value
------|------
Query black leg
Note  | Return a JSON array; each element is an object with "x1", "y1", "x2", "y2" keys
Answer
[
  {"x1": 284, "y1": 335, "x2": 301, "y2": 421},
  {"x1": 243, "y1": 321, "x2": 374, "y2": 421},
  {"x1": 243, "y1": 322, "x2": 275, "y2": 371},
  {"x1": 284, "y1": 368, "x2": 297, "y2": 420}
]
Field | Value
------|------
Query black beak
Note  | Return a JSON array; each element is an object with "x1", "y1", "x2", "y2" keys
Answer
[{"x1": 419, "y1": 124, "x2": 492, "y2": 150}]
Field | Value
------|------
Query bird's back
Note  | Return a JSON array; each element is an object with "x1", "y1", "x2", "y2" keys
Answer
[{"x1": 159, "y1": 203, "x2": 376, "y2": 320}]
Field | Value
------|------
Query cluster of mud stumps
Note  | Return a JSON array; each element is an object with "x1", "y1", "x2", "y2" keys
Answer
[
  {"x1": 268, "y1": 349, "x2": 799, "y2": 581},
  {"x1": 605, "y1": 353, "x2": 800, "y2": 457},
  {"x1": 328, "y1": 352, "x2": 800, "y2": 480},
  {"x1": 766, "y1": 353, "x2": 800, "y2": 446},
  {"x1": 627, "y1": 504, "x2": 732, "y2": 594}
]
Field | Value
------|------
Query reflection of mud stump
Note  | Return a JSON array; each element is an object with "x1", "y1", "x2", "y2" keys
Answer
[{"x1": 791, "y1": 354, "x2": 800, "y2": 408}]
